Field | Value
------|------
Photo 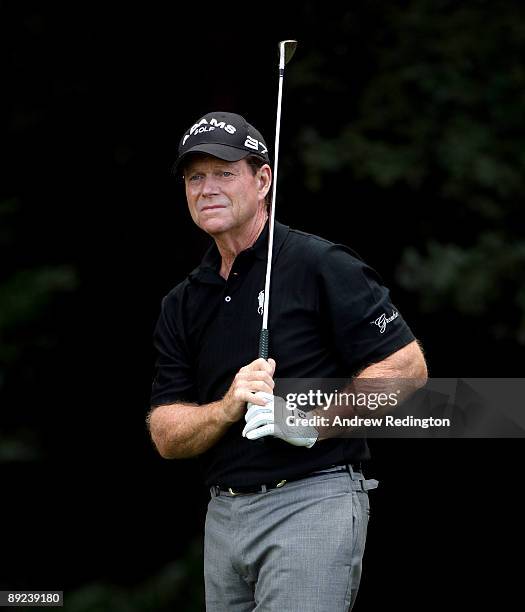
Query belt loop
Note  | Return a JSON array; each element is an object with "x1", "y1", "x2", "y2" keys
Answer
[
  {"x1": 210, "y1": 485, "x2": 219, "y2": 498},
  {"x1": 345, "y1": 463, "x2": 355, "y2": 480}
]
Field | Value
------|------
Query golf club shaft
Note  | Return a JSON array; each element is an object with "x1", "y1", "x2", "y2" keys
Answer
[{"x1": 258, "y1": 41, "x2": 296, "y2": 360}]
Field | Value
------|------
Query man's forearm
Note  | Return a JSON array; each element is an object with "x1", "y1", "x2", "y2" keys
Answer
[
  {"x1": 313, "y1": 377, "x2": 424, "y2": 440},
  {"x1": 147, "y1": 400, "x2": 234, "y2": 459},
  {"x1": 148, "y1": 358, "x2": 277, "y2": 459},
  {"x1": 314, "y1": 340, "x2": 428, "y2": 440}
]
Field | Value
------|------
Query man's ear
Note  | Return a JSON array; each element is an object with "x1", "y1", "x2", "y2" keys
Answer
[{"x1": 258, "y1": 165, "x2": 272, "y2": 197}]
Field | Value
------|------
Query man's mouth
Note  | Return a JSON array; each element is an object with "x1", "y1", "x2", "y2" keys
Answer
[{"x1": 201, "y1": 205, "x2": 226, "y2": 212}]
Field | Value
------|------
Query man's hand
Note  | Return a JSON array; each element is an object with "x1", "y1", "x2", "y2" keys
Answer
[
  {"x1": 220, "y1": 358, "x2": 276, "y2": 423},
  {"x1": 242, "y1": 393, "x2": 319, "y2": 448}
]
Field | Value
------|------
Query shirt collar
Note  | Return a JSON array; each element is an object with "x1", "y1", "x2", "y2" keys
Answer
[{"x1": 189, "y1": 219, "x2": 290, "y2": 283}]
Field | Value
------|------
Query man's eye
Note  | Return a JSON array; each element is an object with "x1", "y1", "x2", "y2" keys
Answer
[
  {"x1": 188, "y1": 174, "x2": 202, "y2": 181},
  {"x1": 222, "y1": 171, "x2": 234, "y2": 177}
]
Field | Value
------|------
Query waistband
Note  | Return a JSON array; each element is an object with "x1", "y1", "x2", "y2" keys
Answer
[{"x1": 210, "y1": 463, "x2": 370, "y2": 497}]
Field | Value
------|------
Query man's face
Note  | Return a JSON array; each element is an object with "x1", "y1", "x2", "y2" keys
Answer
[{"x1": 183, "y1": 154, "x2": 270, "y2": 236}]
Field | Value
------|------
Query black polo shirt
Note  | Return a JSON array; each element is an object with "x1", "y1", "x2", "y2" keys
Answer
[{"x1": 151, "y1": 220, "x2": 415, "y2": 487}]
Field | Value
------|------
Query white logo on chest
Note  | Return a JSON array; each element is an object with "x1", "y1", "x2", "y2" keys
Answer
[{"x1": 258, "y1": 290, "x2": 264, "y2": 315}]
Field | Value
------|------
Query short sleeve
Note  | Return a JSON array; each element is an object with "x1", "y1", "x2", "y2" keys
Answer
[
  {"x1": 150, "y1": 291, "x2": 198, "y2": 407},
  {"x1": 317, "y1": 244, "x2": 415, "y2": 373}
]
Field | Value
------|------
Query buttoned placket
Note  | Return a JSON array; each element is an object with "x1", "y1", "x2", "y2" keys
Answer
[{"x1": 222, "y1": 261, "x2": 244, "y2": 306}]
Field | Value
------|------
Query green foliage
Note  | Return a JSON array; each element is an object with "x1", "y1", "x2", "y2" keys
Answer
[
  {"x1": 0, "y1": 199, "x2": 78, "y2": 364},
  {"x1": 0, "y1": 198, "x2": 78, "y2": 461},
  {"x1": 398, "y1": 233, "x2": 525, "y2": 342},
  {"x1": 64, "y1": 539, "x2": 205, "y2": 612},
  {"x1": 0, "y1": 428, "x2": 41, "y2": 462},
  {"x1": 0, "y1": 265, "x2": 78, "y2": 363},
  {"x1": 289, "y1": 1, "x2": 525, "y2": 344}
]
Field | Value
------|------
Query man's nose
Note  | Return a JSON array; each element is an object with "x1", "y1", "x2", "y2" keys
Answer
[{"x1": 201, "y1": 175, "x2": 220, "y2": 196}]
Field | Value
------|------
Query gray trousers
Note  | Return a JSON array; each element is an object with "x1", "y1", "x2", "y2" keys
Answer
[{"x1": 204, "y1": 466, "x2": 378, "y2": 611}]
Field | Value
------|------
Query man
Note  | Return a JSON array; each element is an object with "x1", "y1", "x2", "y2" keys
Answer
[{"x1": 148, "y1": 111, "x2": 427, "y2": 611}]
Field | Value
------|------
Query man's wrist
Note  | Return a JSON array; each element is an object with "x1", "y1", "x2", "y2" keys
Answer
[
  {"x1": 307, "y1": 407, "x2": 329, "y2": 441},
  {"x1": 308, "y1": 404, "x2": 359, "y2": 441},
  {"x1": 217, "y1": 398, "x2": 240, "y2": 425}
]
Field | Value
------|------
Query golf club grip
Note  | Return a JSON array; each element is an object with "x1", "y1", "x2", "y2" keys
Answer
[{"x1": 258, "y1": 329, "x2": 269, "y2": 360}]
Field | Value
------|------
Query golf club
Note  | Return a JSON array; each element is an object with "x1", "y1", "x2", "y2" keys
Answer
[
  {"x1": 244, "y1": 40, "x2": 297, "y2": 422},
  {"x1": 258, "y1": 39, "x2": 297, "y2": 360}
]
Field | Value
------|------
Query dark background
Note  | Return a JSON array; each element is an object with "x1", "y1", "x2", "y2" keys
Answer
[{"x1": 1, "y1": 2, "x2": 524, "y2": 610}]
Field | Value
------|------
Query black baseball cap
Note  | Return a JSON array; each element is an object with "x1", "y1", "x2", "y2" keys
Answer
[{"x1": 174, "y1": 111, "x2": 270, "y2": 173}]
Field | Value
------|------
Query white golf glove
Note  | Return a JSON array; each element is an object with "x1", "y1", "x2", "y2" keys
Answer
[{"x1": 242, "y1": 392, "x2": 319, "y2": 448}]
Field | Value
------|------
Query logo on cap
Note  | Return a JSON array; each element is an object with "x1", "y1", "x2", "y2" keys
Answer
[
  {"x1": 182, "y1": 117, "x2": 237, "y2": 147},
  {"x1": 175, "y1": 111, "x2": 270, "y2": 170},
  {"x1": 245, "y1": 135, "x2": 267, "y2": 154}
]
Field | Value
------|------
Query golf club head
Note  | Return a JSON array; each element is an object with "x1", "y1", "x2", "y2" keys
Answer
[{"x1": 279, "y1": 40, "x2": 298, "y2": 66}]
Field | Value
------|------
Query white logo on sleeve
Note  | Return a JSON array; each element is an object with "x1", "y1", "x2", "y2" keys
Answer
[
  {"x1": 258, "y1": 290, "x2": 264, "y2": 315},
  {"x1": 371, "y1": 310, "x2": 399, "y2": 333}
]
